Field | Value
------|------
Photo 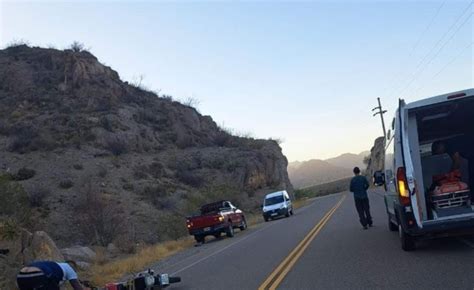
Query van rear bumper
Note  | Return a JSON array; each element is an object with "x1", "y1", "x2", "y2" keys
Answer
[{"x1": 408, "y1": 215, "x2": 474, "y2": 238}]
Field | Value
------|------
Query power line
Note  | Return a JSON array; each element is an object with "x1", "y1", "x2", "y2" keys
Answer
[
  {"x1": 409, "y1": 41, "x2": 473, "y2": 98},
  {"x1": 398, "y1": 10, "x2": 473, "y2": 98},
  {"x1": 381, "y1": 0, "x2": 447, "y2": 98},
  {"x1": 387, "y1": 0, "x2": 474, "y2": 99}
]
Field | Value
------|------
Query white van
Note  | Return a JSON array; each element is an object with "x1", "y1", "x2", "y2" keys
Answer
[
  {"x1": 262, "y1": 190, "x2": 293, "y2": 222},
  {"x1": 382, "y1": 88, "x2": 474, "y2": 251}
]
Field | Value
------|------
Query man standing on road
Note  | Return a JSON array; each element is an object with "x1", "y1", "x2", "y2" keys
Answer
[{"x1": 350, "y1": 167, "x2": 372, "y2": 230}]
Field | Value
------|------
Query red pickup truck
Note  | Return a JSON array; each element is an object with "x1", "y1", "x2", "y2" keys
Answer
[{"x1": 186, "y1": 200, "x2": 247, "y2": 243}]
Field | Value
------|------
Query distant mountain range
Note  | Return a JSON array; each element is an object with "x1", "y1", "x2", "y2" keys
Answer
[{"x1": 288, "y1": 152, "x2": 369, "y2": 189}]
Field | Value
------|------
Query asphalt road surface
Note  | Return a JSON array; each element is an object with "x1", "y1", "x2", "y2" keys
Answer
[{"x1": 151, "y1": 190, "x2": 474, "y2": 290}]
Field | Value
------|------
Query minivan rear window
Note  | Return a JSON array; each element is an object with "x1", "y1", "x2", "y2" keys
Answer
[{"x1": 265, "y1": 195, "x2": 284, "y2": 206}]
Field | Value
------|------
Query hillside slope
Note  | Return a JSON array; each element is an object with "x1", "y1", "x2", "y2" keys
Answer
[
  {"x1": 0, "y1": 45, "x2": 293, "y2": 247},
  {"x1": 288, "y1": 152, "x2": 368, "y2": 189}
]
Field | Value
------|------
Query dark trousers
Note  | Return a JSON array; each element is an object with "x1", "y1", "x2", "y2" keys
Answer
[
  {"x1": 354, "y1": 198, "x2": 372, "y2": 227},
  {"x1": 16, "y1": 271, "x2": 59, "y2": 290}
]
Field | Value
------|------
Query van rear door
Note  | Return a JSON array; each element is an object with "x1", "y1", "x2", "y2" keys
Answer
[{"x1": 398, "y1": 99, "x2": 423, "y2": 228}]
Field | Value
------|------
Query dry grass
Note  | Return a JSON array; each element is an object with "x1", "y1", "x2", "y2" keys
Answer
[{"x1": 86, "y1": 237, "x2": 194, "y2": 287}]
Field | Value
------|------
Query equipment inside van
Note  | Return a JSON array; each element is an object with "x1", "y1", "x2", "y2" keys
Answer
[
  {"x1": 262, "y1": 190, "x2": 293, "y2": 222},
  {"x1": 383, "y1": 89, "x2": 474, "y2": 251}
]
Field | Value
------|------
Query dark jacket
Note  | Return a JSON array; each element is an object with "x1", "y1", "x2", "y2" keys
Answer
[{"x1": 350, "y1": 175, "x2": 369, "y2": 199}]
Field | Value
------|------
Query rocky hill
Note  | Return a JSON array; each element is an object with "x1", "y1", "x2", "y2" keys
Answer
[
  {"x1": 0, "y1": 45, "x2": 293, "y2": 248},
  {"x1": 288, "y1": 152, "x2": 369, "y2": 189}
]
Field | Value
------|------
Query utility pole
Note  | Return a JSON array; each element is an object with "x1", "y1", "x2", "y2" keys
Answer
[{"x1": 372, "y1": 97, "x2": 387, "y2": 140}]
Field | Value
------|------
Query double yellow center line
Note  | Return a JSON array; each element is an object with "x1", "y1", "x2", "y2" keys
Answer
[{"x1": 258, "y1": 194, "x2": 346, "y2": 290}]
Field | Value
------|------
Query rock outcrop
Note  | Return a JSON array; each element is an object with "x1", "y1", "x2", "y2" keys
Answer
[
  {"x1": 0, "y1": 45, "x2": 293, "y2": 246},
  {"x1": 365, "y1": 136, "x2": 385, "y2": 179},
  {"x1": 0, "y1": 229, "x2": 63, "y2": 289}
]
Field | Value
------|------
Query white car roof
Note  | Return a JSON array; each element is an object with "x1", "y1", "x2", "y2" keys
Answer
[
  {"x1": 265, "y1": 191, "x2": 287, "y2": 199},
  {"x1": 405, "y1": 88, "x2": 474, "y2": 110}
]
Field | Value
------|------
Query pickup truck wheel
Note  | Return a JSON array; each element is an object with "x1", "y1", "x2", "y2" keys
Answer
[
  {"x1": 194, "y1": 235, "x2": 205, "y2": 243},
  {"x1": 388, "y1": 217, "x2": 398, "y2": 232},
  {"x1": 226, "y1": 224, "x2": 234, "y2": 237},
  {"x1": 239, "y1": 218, "x2": 247, "y2": 231},
  {"x1": 399, "y1": 224, "x2": 416, "y2": 251}
]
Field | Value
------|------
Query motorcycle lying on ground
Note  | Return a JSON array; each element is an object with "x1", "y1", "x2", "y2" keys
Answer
[{"x1": 82, "y1": 269, "x2": 181, "y2": 290}]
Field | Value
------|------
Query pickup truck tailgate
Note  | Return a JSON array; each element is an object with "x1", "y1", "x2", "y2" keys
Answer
[{"x1": 188, "y1": 214, "x2": 222, "y2": 230}]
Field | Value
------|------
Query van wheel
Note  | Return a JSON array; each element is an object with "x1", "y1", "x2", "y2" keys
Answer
[
  {"x1": 285, "y1": 210, "x2": 290, "y2": 218},
  {"x1": 388, "y1": 217, "x2": 398, "y2": 232},
  {"x1": 399, "y1": 225, "x2": 416, "y2": 251},
  {"x1": 290, "y1": 209, "x2": 294, "y2": 216},
  {"x1": 226, "y1": 224, "x2": 234, "y2": 237},
  {"x1": 264, "y1": 217, "x2": 269, "y2": 222}
]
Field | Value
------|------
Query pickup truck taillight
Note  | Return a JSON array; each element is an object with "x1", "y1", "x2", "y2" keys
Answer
[{"x1": 396, "y1": 167, "x2": 410, "y2": 206}]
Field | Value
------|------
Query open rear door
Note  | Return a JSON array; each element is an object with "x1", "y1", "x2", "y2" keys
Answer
[{"x1": 398, "y1": 99, "x2": 423, "y2": 228}]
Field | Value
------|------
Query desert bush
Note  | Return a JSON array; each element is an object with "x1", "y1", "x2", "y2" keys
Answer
[
  {"x1": 8, "y1": 126, "x2": 38, "y2": 153},
  {"x1": 27, "y1": 187, "x2": 49, "y2": 207},
  {"x1": 6, "y1": 39, "x2": 30, "y2": 49},
  {"x1": 133, "y1": 166, "x2": 148, "y2": 180},
  {"x1": 158, "y1": 214, "x2": 188, "y2": 240},
  {"x1": 98, "y1": 166, "x2": 108, "y2": 178},
  {"x1": 105, "y1": 137, "x2": 128, "y2": 156},
  {"x1": 0, "y1": 120, "x2": 10, "y2": 136},
  {"x1": 12, "y1": 167, "x2": 36, "y2": 181},
  {"x1": 176, "y1": 169, "x2": 203, "y2": 188},
  {"x1": 99, "y1": 116, "x2": 113, "y2": 132},
  {"x1": 214, "y1": 130, "x2": 232, "y2": 147},
  {"x1": 140, "y1": 185, "x2": 177, "y2": 210},
  {"x1": 122, "y1": 183, "x2": 134, "y2": 191},
  {"x1": 75, "y1": 181, "x2": 124, "y2": 246},
  {"x1": 0, "y1": 218, "x2": 20, "y2": 240},
  {"x1": 161, "y1": 94, "x2": 173, "y2": 101},
  {"x1": 0, "y1": 175, "x2": 31, "y2": 226},
  {"x1": 176, "y1": 135, "x2": 194, "y2": 149},
  {"x1": 149, "y1": 162, "x2": 164, "y2": 178},
  {"x1": 73, "y1": 164, "x2": 84, "y2": 170},
  {"x1": 70, "y1": 41, "x2": 85, "y2": 52},
  {"x1": 59, "y1": 179, "x2": 73, "y2": 189}
]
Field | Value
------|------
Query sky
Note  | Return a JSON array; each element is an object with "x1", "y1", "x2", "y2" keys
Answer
[{"x1": 1, "y1": 0, "x2": 472, "y2": 161}]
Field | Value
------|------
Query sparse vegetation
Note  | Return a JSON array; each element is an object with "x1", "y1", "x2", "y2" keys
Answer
[
  {"x1": 0, "y1": 218, "x2": 20, "y2": 240},
  {"x1": 12, "y1": 167, "x2": 36, "y2": 181},
  {"x1": 73, "y1": 164, "x2": 84, "y2": 170},
  {"x1": 97, "y1": 166, "x2": 108, "y2": 178},
  {"x1": 59, "y1": 179, "x2": 74, "y2": 189},
  {"x1": 105, "y1": 137, "x2": 128, "y2": 156},
  {"x1": 0, "y1": 175, "x2": 31, "y2": 227},
  {"x1": 70, "y1": 41, "x2": 85, "y2": 52},
  {"x1": 88, "y1": 238, "x2": 194, "y2": 286},
  {"x1": 176, "y1": 168, "x2": 203, "y2": 187},
  {"x1": 6, "y1": 39, "x2": 30, "y2": 49},
  {"x1": 27, "y1": 187, "x2": 49, "y2": 207},
  {"x1": 75, "y1": 181, "x2": 124, "y2": 246}
]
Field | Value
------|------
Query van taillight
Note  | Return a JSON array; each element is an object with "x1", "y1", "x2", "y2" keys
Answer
[{"x1": 396, "y1": 167, "x2": 410, "y2": 206}]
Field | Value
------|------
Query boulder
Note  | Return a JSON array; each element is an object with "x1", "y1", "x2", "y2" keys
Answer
[
  {"x1": 24, "y1": 231, "x2": 64, "y2": 263},
  {"x1": 60, "y1": 245, "x2": 96, "y2": 263}
]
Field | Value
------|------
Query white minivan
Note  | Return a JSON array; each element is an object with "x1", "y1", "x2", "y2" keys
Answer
[
  {"x1": 382, "y1": 88, "x2": 474, "y2": 251},
  {"x1": 262, "y1": 190, "x2": 293, "y2": 222}
]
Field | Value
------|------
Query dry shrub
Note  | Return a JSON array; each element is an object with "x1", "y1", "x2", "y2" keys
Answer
[
  {"x1": 89, "y1": 238, "x2": 194, "y2": 287},
  {"x1": 75, "y1": 181, "x2": 124, "y2": 246}
]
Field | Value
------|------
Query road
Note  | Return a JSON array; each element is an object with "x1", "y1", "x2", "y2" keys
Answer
[{"x1": 151, "y1": 190, "x2": 474, "y2": 289}]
